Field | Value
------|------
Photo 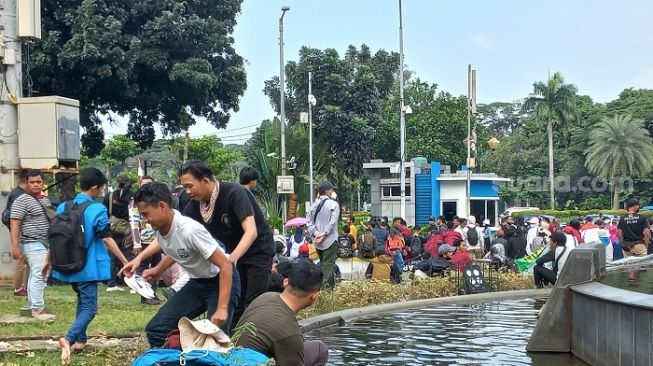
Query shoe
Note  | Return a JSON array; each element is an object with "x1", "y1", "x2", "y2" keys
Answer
[
  {"x1": 162, "y1": 287, "x2": 176, "y2": 300},
  {"x1": 141, "y1": 297, "x2": 161, "y2": 305},
  {"x1": 106, "y1": 286, "x2": 124, "y2": 292},
  {"x1": 129, "y1": 289, "x2": 136, "y2": 294},
  {"x1": 14, "y1": 288, "x2": 27, "y2": 296}
]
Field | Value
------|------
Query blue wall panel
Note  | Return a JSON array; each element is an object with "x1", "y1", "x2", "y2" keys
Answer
[{"x1": 415, "y1": 173, "x2": 432, "y2": 226}]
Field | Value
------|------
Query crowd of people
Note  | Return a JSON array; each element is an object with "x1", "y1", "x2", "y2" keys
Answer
[
  {"x1": 6, "y1": 163, "x2": 329, "y2": 365},
  {"x1": 6, "y1": 160, "x2": 651, "y2": 365}
]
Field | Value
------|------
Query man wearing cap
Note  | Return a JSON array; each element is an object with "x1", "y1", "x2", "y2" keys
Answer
[
  {"x1": 305, "y1": 182, "x2": 340, "y2": 289},
  {"x1": 618, "y1": 198, "x2": 650, "y2": 280}
]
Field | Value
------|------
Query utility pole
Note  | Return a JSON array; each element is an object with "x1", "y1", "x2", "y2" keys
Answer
[
  {"x1": 398, "y1": 0, "x2": 406, "y2": 221},
  {"x1": 279, "y1": 6, "x2": 289, "y2": 233},
  {"x1": 0, "y1": 0, "x2": 22, "y2": 191},
  {"x1": 466, "y1": 65, "x2": 477, "y2": 218},
  {"x1": 308, "y1": 71, "x2": 314, "y2": 204}
]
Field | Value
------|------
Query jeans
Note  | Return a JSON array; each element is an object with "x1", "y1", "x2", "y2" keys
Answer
[
  {"x1": 145, "y1": 266, "x2": 241, "y2": 347},
  {"x1": 66, "y1": 281, "x2": 98, "y2": 344},
  {"x1": 21, "y1": 242, "x2": 48, "y2": 310},
  {"x1": 391, "y1": 250, "x2": 404, "y2": 277},
  {"x1": 231, "y1": 258, "x2": 272, "y2": 330},
  {"x1": 317, "y1": 242, "x2": 338, "y2": 289}
]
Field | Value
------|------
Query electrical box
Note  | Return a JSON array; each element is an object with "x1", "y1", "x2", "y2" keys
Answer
[
  {"x1": 2, "y1": 49, "x2": 16, "y2": 65},
  {"x1": 17, "y1": 96, "x2": 81, "y2": 169},
  {"x1": 276, "y1": 175, "x2": 294, "y2": 194},
  {"x1": 17, "y1": 0, "x2": 42, "y2": 39}
]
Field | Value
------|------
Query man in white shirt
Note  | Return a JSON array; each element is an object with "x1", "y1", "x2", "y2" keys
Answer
[{"x1": 120, "y1": 182, "x2": 235, "y2": 348}]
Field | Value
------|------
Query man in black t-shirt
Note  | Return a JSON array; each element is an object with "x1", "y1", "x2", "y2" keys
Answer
[
  {"x1": 102, "y1": 175, "x2": 134, "y2": 290},
  {"x1": 179, "y1": 160, "x2": 274, "y2": 329},
  {"x1": 618, "y1": 198, "x2": 650, "y2": 280}
]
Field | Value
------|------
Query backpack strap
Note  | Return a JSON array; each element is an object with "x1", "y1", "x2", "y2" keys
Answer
[
  {"x1": 312, "y1": 198, "x2": 329, "y2": 223},
  {"x1": 553, "y1": 246, "x2": 567, "y2": 273}
]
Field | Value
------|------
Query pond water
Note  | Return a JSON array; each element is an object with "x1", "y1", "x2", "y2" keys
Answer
[
  {"x1": 305, "y1": 298, "x2": 586, "y2": 366},
  {"x1": 602, "y1": 267, "x2": 653, "y2": 295}
]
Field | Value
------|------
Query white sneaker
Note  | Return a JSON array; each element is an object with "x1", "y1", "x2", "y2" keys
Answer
[
  {"x1": 106, "y1": 286, "x2": 124, "y2": 292},
  {"x1": 129, "y1": 289, "x2": 136, "y2": 294}
]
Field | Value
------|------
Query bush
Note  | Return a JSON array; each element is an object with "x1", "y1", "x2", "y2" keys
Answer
[{"x1": 512, "y1": 209, "x2": 651, "y2": 223}]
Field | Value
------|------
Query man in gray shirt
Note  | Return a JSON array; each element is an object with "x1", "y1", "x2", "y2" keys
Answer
[
  {"x1": 305, "y1": 182, "x2": 340, "y2": 289},
  {"x1": 10, "y1": 169, "x2": 52, "y2": 318}
]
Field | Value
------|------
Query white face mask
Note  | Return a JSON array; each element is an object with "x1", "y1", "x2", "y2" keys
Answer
[{"x1": 330, "y1": 191, "x2": 337, "y2": 200}]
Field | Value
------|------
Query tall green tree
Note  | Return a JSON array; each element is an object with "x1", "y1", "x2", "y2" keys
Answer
[
  {"x1": 100, "y1": 135, "x2": 142, "y2": 171},
  {"x1": 585, "y1": 115, "x2": 653, "y2": 209},
  {"x1": 523, "y1": 72, "x2": 578, "y2": 209},
  {"x1": 32, "y1": 0, "x2": 247, "y2": 155},
  {"x1": 169, "y1": 136, "x2": 241, "y2": 181}
]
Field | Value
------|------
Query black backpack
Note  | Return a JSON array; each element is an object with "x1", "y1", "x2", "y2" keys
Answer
[
  {"x1": 1, "y1": 188, "x2": 25, "y2": 228},
  {"x1": 337, "y1": 235, "x2": 353, "y2": 258},
  {"x1": 409, "y1": 236, "x2": 423, "y2": 256},
  {"x1": 48, "y1": 201, "x2": 94, "y2": 274},
  {"x1": 467, "y1": 226, "x2": 479, "y2": 246}
]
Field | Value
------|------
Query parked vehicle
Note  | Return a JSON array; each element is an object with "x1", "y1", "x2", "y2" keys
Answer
[{"x1": 500, "y1": 207, "x2": 540, "y2": 218}]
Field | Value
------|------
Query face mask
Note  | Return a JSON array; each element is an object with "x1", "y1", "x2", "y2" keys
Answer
[{"x1": 330, "y1": 191, "x2": 337, "y2": 200}]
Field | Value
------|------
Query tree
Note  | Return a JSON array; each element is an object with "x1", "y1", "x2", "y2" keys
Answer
[
  {"x1": 375, "y1": 80, "x2": 469, "y2": 167},
  {"x1": 585, "y1": 115, "x2": 653, "y2": 209},
  {"x1": 523, "y1": 72, "x2": 578, "y2": 209},
  {"x1": 99, "y1": 135, "x2": 142, "y2": 171},
  {"x1": 169, "y1": 135, "x2": 241, "y2": 182},
  {"x1": 31, "y1": 0, "x2": 247, "y2": 155}
]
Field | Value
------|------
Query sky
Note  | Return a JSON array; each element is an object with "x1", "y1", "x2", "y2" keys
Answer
[{"x1": 103, "y1": 0, "x2": 653, "y2": 144}]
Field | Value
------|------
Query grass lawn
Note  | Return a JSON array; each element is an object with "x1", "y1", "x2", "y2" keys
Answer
[{"x1": 0, "y1": 273, "x2": 535, "y2": 365}]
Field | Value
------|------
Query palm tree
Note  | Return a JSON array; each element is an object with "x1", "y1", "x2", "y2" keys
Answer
[
  {"x1": 585, "y1": 114, "x2": 653, "y2": 209},
  {"x1": 524, "y1": 72, "x2": 578, "y2": 209}
]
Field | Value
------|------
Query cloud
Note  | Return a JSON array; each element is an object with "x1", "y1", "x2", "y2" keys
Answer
[{"x1": 469, "y1": 33, "x2": 493, "y2": 49}]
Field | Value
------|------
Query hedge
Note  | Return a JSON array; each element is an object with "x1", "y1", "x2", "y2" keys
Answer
[{"x1": 512, "y1": 209, "x2": 653, "y2": 223}]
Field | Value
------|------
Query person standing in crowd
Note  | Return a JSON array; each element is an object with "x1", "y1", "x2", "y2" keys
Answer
[
  {"x1": 103, "y1": 175, "x2": 134, "y2": 292},
  {"x1": 179, "y1": 160, "x2": 274, "y2": 328},
  {"x1": 4, "y1": 169, "x2": 29, "y2": 296},
  {"x1": 346, "y1": 215, "x2": 358, "y2": 253},
  {"x1": 123, "y1": 176, "x2": 163, "y2": 305},
  {"x1": 49, "y1": 167, "x2": 129, "y2": 365},
  {"x1": 618, "y1": 198, "x2": 650, "y2": 281},
  {"x1": 372, "y1": 218, "x2": 389, "y2": 255},
  {"x1": 236, "y1": 260, "x2": 329, "y2": 366},
  {"x1": 120, "y1": 182, "x2": 235, "y2": 346},
  {"x1": 239, "y1": 166, "x2": 260, "y2": 196},
  {"x1": 10, "y1": 169, "x2": 53, "y2": 318},
  {"x1": 305, "y1": 182, "x2": 340, "y2": 289}
]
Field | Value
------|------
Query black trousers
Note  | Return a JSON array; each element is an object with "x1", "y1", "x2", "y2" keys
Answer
[
  {"x1": 230, "y1": 257, "x2": 272, "y2": 330},
  {"x1": 533, "y1": 265, "x2": 557, "y2": 288}
]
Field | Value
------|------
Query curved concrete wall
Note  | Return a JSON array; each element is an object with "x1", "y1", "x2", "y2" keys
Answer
[{"x1": 571, "y1": 282, "x2": 653, "y2": 366}]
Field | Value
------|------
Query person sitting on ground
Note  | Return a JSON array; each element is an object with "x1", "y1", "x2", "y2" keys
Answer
[
  {"x1": 408, "y1": 226, "x2": 425, "y2": 258},
  {"x1": 441, "y1": 220, "x2": 463, "y2": 245},
  {"x1": 581, "y1": 216, "x2": 601, "y2": 243},
  {"x1": 484, "y1": 230, "x2": 515, "y2": 271},
  {"x1": 563, "y1": 220, "x2": 584, "y2": 245},
  {"x1": 533, "y1": 232, "x2": 570, "y2": 288},
  {"x1": 289, "y1": 226, "x2": 306, "y2": 259},
  {"x1": 337, "y1": 225, "x2": 355, "y2": 258},
  {"x1": 365, "y1": 250, "x2": 399, "y2": 283},
  {"x1": 236, "y1": 260, "x2": 329, "y2": 366},
  {"x1": 450, "y1": 239, "x2": 472, "y2": 270}
]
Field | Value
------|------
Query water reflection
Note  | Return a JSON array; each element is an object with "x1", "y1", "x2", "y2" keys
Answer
[
  {"x1": 603, "y1": 268, "x2": 653, "y2": 295},
  {"x1": 305, "y1": 298, "x2": 587, "y2": 366}
]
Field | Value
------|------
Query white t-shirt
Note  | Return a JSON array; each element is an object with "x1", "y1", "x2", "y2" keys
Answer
[{"x1": 156, "y1": 210, "x2": 225, "y2": 279}]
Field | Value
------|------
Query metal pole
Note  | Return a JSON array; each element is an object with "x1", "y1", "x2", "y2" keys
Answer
[
  {"x1": 398, "y1": 0, "x2": 406, "y2": 221},
  {"x1": 279, "y1": 7, "x2": 289, "y2": 233},
  {"x1": 466, "y1": 64, "x2": 472, "y2": 218},
  {"x1": 308, "y1": 71, "x2": 314, "y2": 204},
  {"x1": 0, "y1": 0, "x2": 23, "y2": 280}
]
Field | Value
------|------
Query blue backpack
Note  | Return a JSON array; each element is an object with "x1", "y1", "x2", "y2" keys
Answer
[{"x1": 131, "y1": 348, "x2": 270, "y2": 366}]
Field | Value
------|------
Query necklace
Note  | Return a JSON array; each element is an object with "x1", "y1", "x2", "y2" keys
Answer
[{"x1": 200, "y1": 182, "x2": 219, "y2": 224}]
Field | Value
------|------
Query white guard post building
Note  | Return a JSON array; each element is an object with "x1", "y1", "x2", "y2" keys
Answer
[{"x1": 363, "y1": 159, "x2": 509, "y2": 226}]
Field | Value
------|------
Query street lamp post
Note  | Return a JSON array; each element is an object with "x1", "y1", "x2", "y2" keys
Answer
[
  {"x1": 308, "y1": 72, "x2": 316, "y2": 204},
  {"x1": 398, "y1": 0, "x2": 407, "y2": 221},
  {"x1": 279, "y1": 5, "x2": 290, "y2": 232}
]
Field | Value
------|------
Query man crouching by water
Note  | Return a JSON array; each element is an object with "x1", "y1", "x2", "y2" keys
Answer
[
  {"x1": 120, "y1": 182, "x2": 235, "y2": 347},
  {"x1": 235, "y1": 260, "x2": 329, "y2": 365}
]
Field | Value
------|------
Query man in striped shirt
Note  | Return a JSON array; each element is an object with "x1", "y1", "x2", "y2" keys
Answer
[{"x1": 10, "y1": 169, "x2": 53, "y2": 318}]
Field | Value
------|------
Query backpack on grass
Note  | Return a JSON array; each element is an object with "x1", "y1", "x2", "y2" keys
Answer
[{"x1": 48, "y1": 201, "x2": 94, "y2": 274}]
